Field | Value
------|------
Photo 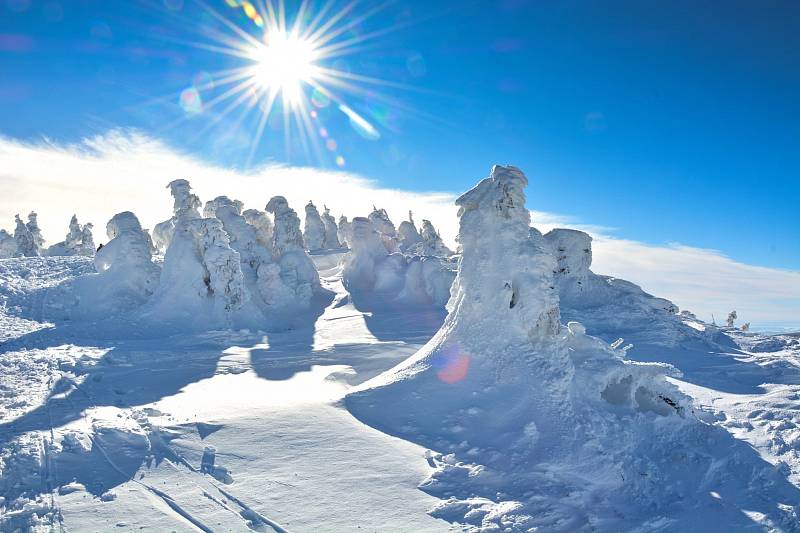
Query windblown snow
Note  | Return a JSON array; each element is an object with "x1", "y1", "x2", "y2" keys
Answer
[{"x1": 0, "y1": 167, "x2": 798, "y2": 532}]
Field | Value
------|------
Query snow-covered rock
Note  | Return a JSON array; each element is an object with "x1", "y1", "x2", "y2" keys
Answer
[
  {"x1": 303, "y1": 201, "x2": 326, "y2": 252},
  {"x1": 347, "y1": 165, "x2": 791, "y2": 531}
]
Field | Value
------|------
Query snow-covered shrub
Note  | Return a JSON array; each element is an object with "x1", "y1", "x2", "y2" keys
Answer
[
  {"x1": 13, "y1": 214, "x2": 38, "y2": 257},
  {"x1": 0, "y1": 229, "x2": 16, "y2": 258},
  {"x1": 321, "y1": 205, "x2": 341, "y2": 249},
  {"x1": 46, "y1": 215, "x2": 95, "y2": 257},
  {"x1": 242, "y1": 208, "x2": 273, "y2": 249},
  {"x1": 346, "y1": 165, "x2": 718, "y2": 530},
  {"x1": 303, "y1": 201, "x2": 326, "y2": 251},
  {"x1": 265, "y1": 196, "x2": 321, "y2": 308},
  {"x1": 368, "y1": 207, "x2": 399, "y2": 253},
  {"x1": 152, "y1": 179, "x2": 202, "y2": 252}
]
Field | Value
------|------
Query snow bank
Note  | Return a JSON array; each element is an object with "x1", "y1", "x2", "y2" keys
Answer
[{"x1": 347, "y1": 165, "x2": 797, "y2": 531}]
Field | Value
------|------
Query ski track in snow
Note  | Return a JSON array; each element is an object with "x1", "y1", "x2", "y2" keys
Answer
[{"x1": 0, "y1": 255, "x2": 799, "y2": 531}]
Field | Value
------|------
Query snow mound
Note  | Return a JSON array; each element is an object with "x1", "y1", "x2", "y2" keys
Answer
[{"x1": 347, "y1": 165, "x2": 800, "y2": 531}]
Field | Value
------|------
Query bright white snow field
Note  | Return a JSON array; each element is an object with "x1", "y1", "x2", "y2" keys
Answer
[{"x1": 1, "y1": 166, "x2": 799, "y2": 532}]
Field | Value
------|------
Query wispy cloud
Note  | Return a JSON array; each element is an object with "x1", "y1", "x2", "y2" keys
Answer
[{"x1": 1, "y1": 130, "x2": 797, "y2": 326}]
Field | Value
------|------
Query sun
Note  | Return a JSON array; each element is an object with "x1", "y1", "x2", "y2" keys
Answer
[{"x1": 248, "y1": 30, "x2": 319, "y2": 105}]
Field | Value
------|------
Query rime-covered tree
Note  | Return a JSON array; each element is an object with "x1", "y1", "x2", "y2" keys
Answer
[
  {"x1": 0, "y1": 229, "x2": 16, "y2": 258},
  {"x1": 14, "y1": 214, "x2": 38, "y2": 257},
  {"x1": 321, "y1": 205, "x2": 341, "y2": 249},
  {"x1": 303, "y1": 201, "x2": 326, "y2": 251},
  {"x1": 397, "y1": 211, "x2": 422, "y2": 252}
]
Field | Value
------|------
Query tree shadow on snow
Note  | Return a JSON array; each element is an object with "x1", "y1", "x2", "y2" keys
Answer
[{"x1": 347, "y1": 291, "x2": 446, "y2": 344}]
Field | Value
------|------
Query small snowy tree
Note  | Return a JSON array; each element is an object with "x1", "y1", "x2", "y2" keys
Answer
[
  {"x1": 397, "y1": 211, "x2": 422, "y2": 252},
  {"x1": 321, "y1": 205, "x2": 341, "y2": 249},
  {"x1": 152, "y1": 179, "x2": 202, "y2": 252},
  {"x1": 242, "y1": 208, "x2": 273, "y2": 249},
  {"x1": 411, "y1": 219, "x2": 452, "y2": 257},
  {"x1": 0, "y1": 229, "x2": 16, "y2": 258},
  {"x1": 368, "y1": 207, "x2": 399, "y2": 253},
  {"x1": 14, "y1": 214, "x2": 38, "y2": 257},
  {"x1": 203, "y1": 196, "x2": 243, "y2": 218},
  {"x1": 26, "y1": 211, "x2": 45, "y2": 254},
  {"x1": 726, "y1": 310, "x2": 737, "y2": 328},
  {"x1": 338, "y1": 215, "x2": 353, "y2": 248},
  {"x1": 303, "y1": 201, "x2": 326, "y2": 251},
  {"x1": 47, "y1": 215, "x2": 96, "y2": 256},
  {"x1": 79, "y1": 223, "x2": 96, "y2": 256},
  {"x1": 266, "y1": 196, "x2": 321, "y2": 307}
]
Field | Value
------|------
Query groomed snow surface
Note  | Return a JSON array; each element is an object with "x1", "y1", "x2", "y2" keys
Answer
[{"x1": 1, "y1": 166, "x2": 799, "y2": 532}]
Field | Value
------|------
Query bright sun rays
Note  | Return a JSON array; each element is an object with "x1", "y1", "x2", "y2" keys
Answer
[{"x1": 158, "y1": 0, "x2": 409, "y2": 168}]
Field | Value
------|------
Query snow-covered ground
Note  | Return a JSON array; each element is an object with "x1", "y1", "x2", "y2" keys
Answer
[{"x1": 1, "y1": 245, "x2": 799, "y2": 529}]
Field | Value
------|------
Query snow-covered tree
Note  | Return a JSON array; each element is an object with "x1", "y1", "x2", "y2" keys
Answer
[
  {"x1": 338, "y1": 215, "x2": 352, "y2": 248},
  {"x1": 26, "y1": 211, "x2": 45, "y2": 254},
  {"x1": 47, "y1": 215, "x2": 95, "y2": 256},
  {"x1": 321, "y1": 205, "x2": 341, "y2": 249},
  {"x1": 152, "y1": 179, "x2": 202, "y2": 252},
  {"x1": 265, "y1": 196, "x2": 321, "y2": 307},
  {"x1": 347, "y1": 165, "x2": 699, "y2": 529},
  {"x1": 303, "y1": 201, "x2": 326, "y2": 251},
  {"x1": 342, "y1": 217, "x2": 394, "y2": 292},
  {"x1": 397, "y1": 211, "x2": 422, "y2": 252},
  {"x1": 242, "y1": 208, "x2": 273, "y2": 249},
  {"x1": 368, "y1": 207, "x2": 399, "y2": 253},
  {"x1": 203, "y1": 196, "x2": 243, "y2": 218},
  {"x1": 14, "y1": 214, "x2": 38, "y2": 257},
  {"x1": 0, "y1": 229, "x2": 16, "y2": 258},
  {"x1": 726, "y1": 310, "x2": 737, "y2": 328},
  {"x1": 417, "y1": 219, "x2": 453, "y2": 257}
]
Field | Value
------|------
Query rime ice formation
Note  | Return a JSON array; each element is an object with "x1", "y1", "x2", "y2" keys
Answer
[
  {"x1": 148, "y1": 208, "x2": 245, "y2": 325},
  {"x1": 417, "y1": 219, "x2": 453, "y2": 257},
  {"x1": 203, "y1": 196, "x2": 244, "y2": 218},
  {"x1": 337, "y1": 215, "x2": 352, "y2": 248},
  {"x1": 47, "y1": 212, "x2": 161, "y2": 320},
  {"x1": 321, "y1": 205, "x2": 342, "y2": 249},
  {"x1": 540, "y1": 228, "x2": 718, "y2": 348},
  {"x1": 303, "y1": 201, "x2": 326, "y2": 252},
  {"x1": 242, "y1": 208, "x2": 273, "y2": 249},
  {"x1": 397, "y1": 211, "x2": 423, "y2": 252},
  {"x1": 347, "y1": 165, "x2": 778, "y2": 530},
  {"x1": 266, "y1": 196, "x2": 322, "y2": 307},
  {"x1": 0, "y1": 229, "x2": 16, "y2": 258},
  {"x1": 152, "y1": 179, "x2": 202, "y2": 252},
  {"x1": 46, "y1": 215, "x2": 95, "y2": 257},
  {"x1": 368, "y1": 207, "x2": 400, "y2": 253},
  {"x1": 26, "y1": 212, "x2": 45, "y2": 254},
  {"x1": 344, "y1": 214, "x2": 455, "y2": 307},
  {"x1": 13, "y1": 215, "x2": 38, "y2": 257},
  {"x1": 726, "y1": 310, "x2": 738, "y2": 328}
]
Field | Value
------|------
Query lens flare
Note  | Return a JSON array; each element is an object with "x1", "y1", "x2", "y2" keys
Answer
[{"x1": 434, "y1": 344, "x2": 471, "y2": 384}]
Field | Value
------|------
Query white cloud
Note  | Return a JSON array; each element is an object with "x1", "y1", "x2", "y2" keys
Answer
[{"x1": 0, "y1": 130, "x2": 797, "y2": 327}]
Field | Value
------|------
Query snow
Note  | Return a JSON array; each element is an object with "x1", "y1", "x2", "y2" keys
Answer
[
  {"x1": 1, "y1": 165, "x2": 799, "y2": 532},
  {"x1": 46, "y1": 215, "x2": 95, "y2": 257}
]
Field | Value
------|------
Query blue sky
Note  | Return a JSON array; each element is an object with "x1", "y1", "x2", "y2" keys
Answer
[{"x1": 1, "y1": 0, "x2": 798, "y2": 270}]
